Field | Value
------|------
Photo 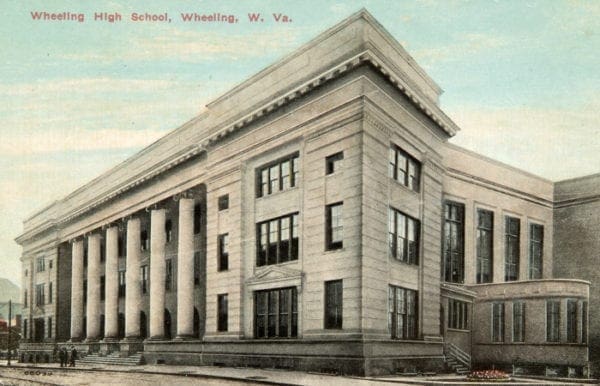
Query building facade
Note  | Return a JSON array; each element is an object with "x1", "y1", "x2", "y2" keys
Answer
[{"x1": 16, "y1": 10, "x2": 594, "y2": 377}]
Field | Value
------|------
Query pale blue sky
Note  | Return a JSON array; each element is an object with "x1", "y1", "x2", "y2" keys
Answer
[{"x1": 1, "y1": 0, "x2": 599, "y2": 287}]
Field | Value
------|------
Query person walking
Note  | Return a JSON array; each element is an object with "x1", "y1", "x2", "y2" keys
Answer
[
  {"x1": 59, "y1": 347, "x2": 67, "y2": 367},
  {"x1": 69, "y1": 346, "x2": 77, "y2": 367}
]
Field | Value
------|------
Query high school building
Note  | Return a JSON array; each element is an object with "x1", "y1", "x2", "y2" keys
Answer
[{"x1": 16, "y1": 10, "x2": 596, "y2": 377}]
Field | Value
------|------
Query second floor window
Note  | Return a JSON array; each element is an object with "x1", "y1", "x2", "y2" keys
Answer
[
  {"x1": 194, "y1": 251, "x2": 201, "y2": 286},
  {"x1": 35, "y1": 284, "x2": 45, "y2": 306},
  {"x1": 529, "y1": 224, "x2": 544, "y2": 279},
  {"x1": 505, "y1": 216, "x2": 520, "y2": 281},
  {"x1": 48, "y1": 282, "x2": 53, "y2": 304},
  {"x1": 100, "y1": 276, "x2": 105, "y2": 301},
  {"x1": 388, "y1": 208, "x2": 419, "y2": 265},
  {"x1": 140, "y1": 230, "x2": 149, "y2": 252},
  {"x1": 257, "y1": 154, "x2": 299, "y2": 197},
  {"x1": 443, "y1": 201, "x2": 464, "y2": 283},
  {"x1": 476, "y1": 209, "x2": 493, "y2": 283},
  {"x1": 218, "y1": 234, "x2": 229, "y2": 271},
  {"x1": 165, "y1": 220, "x2": 173, "y2": 243},
  {"x1": 23, "y1": 289, "x2": 28, "y2": 307},
  {"x1": 118, "y1": 271, "x2": 126, "y2": 297},
  {"x1": 36, "y1": 257, "x2": 45, "y2": 272},
  {"x1": 326, "y1": 203, "x2": 343, "y2": 250},
  {"x1": 325, "y1": 152, "x2": 344, "y2": 175},
  {"x1": 141, "y1": 265, "x2": 148, "y2": 294},
  {"x1": 389, "y1": 145, "x2": 420, "y2": 192},
  {"x1": 194, "y1": 204, "x2": 202, "y2": 234},
  {"x1": 257, "y1": 213, "x2": 299, "y2": 266},
  {"x1": 165, "y1": 259, "x2": 173, "y2": 290}
]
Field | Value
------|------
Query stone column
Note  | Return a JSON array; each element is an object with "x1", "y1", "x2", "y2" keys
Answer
[
  {"x1": 86, "y1": 233, "x2": 101, "y2": 341},
  {"x1": 103, "y1": 226, "x2": 119, "y2": 340},
  {"x1": 125, "y1": 217, "x2": 141, "y2": 340},
  {"x1": 149, "y1": 209, "x2": 166, "y2": 339},
  {"x1": 176, "y1": 198, "x2": 195, "y2": 338},
  {"x1": 70, "y1": 239, "x2": 84, "y2": 341}
]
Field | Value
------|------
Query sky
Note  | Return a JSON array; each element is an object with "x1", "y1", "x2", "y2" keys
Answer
[{"x1": 0, "y1": 0, "x2": 598, "y2": 287}]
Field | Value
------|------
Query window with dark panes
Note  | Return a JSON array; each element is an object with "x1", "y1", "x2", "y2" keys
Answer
[
  {"x1": 388, "y1": 285, "x2": 418, "y2": 339},
  {"x1": 529, "y1": 224, "x2": 544, "y2": 279},
  {"x1": 193, "y1": 203, "x2": 202, "y2": 235},
  {"x1": 513, "y1": 301, "x2": 525, "y2": 342},
  {"x1": 256, "y1": 154, "x2": 299, "y2": 197},
  {"x1": 567, "y1": 299, "x2": 578, "y2": 343},
  {"x1": 194, "y1": 251, "x2": 201, "y2": 286},
  {"x1": 218, "y1": 234, "x2": 229, "y2": 271},
  {"x1": 546, "y1": 300, "x2": 560, "y2": 342},
  {"x1": 218, "y1": 194, "x2": 229, "y2": 211},
  {"x1": 83, "y1": 245, "x2": 88, "y2": 267},
  {"x1": 492, "y1": 302, "x2": 505, "y2": 342},
  {"x1": 326, "y1": 203, "x2": 343, "y2": 250},
  {"x1": 118, "y1": 270, "x2": 126, "y2": 297},
  {"x1": 48, "y1": 282, "x2": 53, "y2": 304},
  {"x1": 389, "y1": 145, "x2": 420, "y2": 192},
  {"x1": 140, "y1": 230, "x2": 149, "y2": 251},
  {"x1": 83, "y1": 280, "x2": 87, "y2": 304},
  {"x1": 217, "y1": 294, "x2": 228, "y2": 332},
  {"x1": 118, "y1": 235, "x2": 126, "y2": 258},
  {"x1": 448, "y1": 299, "x2": 468, "y2": 330},
  {"x1": 256, "y1": 213, "x2": 299, "y2": 266},
  {"x1": 476, "y1": 209, "x2": 493, "y2": 283},
  {"x1": 165, "y1": 219, "x2": 173, "y2": 243},
  {"x1": 326, "y1": 152, "x2": 344, "y2": 175},
  {"x1": 388, "y1": 208, "x2": 419, "y2": 264},
  {"x1": 48, "y1": 317, "x2": 52, "y2": 338},
  {"x1": 165, "y1": 259, "x2": 173, "y2": 290},
  {"x1": 325, "y1": 280, "x2": 343, "y2": 329},
  {"x1": 254, "y1": 287, "x2": 297, "y2": 338},
  {"x1": 443, "y1": 201, "x2": 464, "y2": 283},
  {"x1": 100, "y1": 238, "x2": 106, "y2": 262},
  {"x1": 100, "y1": 276, "x2": 105, "y2": 301},
  {"x1": 141, "y1": 265, "x2": 148, "y2": 294},
  {"x1": 505, "y1": 216, "x2": 520, "y2": 281}
]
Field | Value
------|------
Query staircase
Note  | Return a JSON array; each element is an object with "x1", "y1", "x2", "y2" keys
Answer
[
  {"x1": 78, "y1": 351, "x2": 144, "y2": 366},
  {"x1": 444, "y1": 343, "x2": 471, "y2": 375}
]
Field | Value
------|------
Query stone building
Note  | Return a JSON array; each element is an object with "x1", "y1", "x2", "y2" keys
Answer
[{"x1": 16, "y1": 10, "x2": 594, "y2": 377}]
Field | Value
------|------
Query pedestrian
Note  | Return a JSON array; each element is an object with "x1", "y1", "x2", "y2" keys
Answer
[
  {"x1": 69, "y1": 346, "x2": 77, "y2": 367},
  {"x1": 59, "y1": 347, "x2": 67, "y2": 367}
]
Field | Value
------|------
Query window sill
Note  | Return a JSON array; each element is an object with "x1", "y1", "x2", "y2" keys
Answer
[
  {"x1": 389, "y1": 257, "x2": 419, "y2": 267},
  {"x1": 446, "y1": 328, "x2": 470, "y2": 333},
  {"x1": 256, "y1": 186, "x2": 299, "y2": 201},
  {"x1": 390, "y1": 178, "x2": 420, "y2": 196}
]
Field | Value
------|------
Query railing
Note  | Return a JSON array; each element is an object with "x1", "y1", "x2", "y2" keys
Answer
[{"x1": 445, "y1": 343, "x2": 471, "y2": 369}]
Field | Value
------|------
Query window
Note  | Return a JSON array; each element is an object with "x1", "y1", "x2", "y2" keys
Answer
[
  {"x1": 218, "y1": 194, "x2": 229, "y2": 211},
  {"x1": 218, "y1": 234, "x2": 229, "y2": 271},
  {"x1": 118, "y1": 271, "x2": 126, "y2": 297},
  {"x1": 529, "y1": 224, "x2": 544, "y2": 279},
  {"x1": 23, "y1": 289, "x2": 28, "y2": 307},
  {"x1": 194, "y1": 251, "x2": 201, "y2": 286},
  {"x1": 118, "y1": 235, "x2": 126, "y2": 258},
  {"x1": 492, "y1": 303, "x2": 505, "y2": 342},
  {"x1": 389, "y1": 145, "x2": 420, "y2": 192},
  {"x1": 546, "y1": 300, "x2": 560, "y2": 342},
  {"x1": 23, "y1": 319, "x2": 28, "y2": 339},
  {"x1": 582, "y1": 301, "x2": 588, "y2": 344},
  {"x1": 326, "y1": 203, "x2": 343, "y2": 250},
  {"x1": 48, "y1": 282, "x2": 53, "y2": 304},
  {"x1": 324, "y1": 280, "x2": 343, "y2": 329},
  {"x1": 448, "y1": 299, "x2": 468, "y2": 330},
  {"x1": 140, "y1": 230, "x2": 149, "y2": 251},
  {"x1": 567, "y1": 299, "x2": 578, "y2": 343},
  {"x1": 83, "y1": 245, "x2": 88, "y2": 267},
  {"x1": 36, "y1": 257, "x2": 45, "y2": 272},
  {"x1": 35, "y1": 284, "x2": 45, "y2": 306},
  {"x1": 165, "y1": 259, "x2": 173, "y2": 290},
  {"x1": 388, "y1": 285, "x2": 418, "y2": 339},
  {"x1": 256, "y1": 153, "x2": 299, "y2": 197},
  {"x1": 443, "y1": 201, "x2": 465, "y2": 283},
  {"x1": 83, "y1": 280, "x2": 87, "y2": 304},
  {"x1": 476, "y1": 209, "x2": 493, "y2": 283},
  {"x1": 48, "y1": 317, "x2": 52, "y2": 338},
  {"x1": 257, "y1": 213, "x2": 299, "y2": 266},
  {"x1": 505, "y1": 217, "x2": 520, "y2": 281},
  {"x1": 254, "y1": 287, "x2": 298, "y2": 338},
  {"x1": 326, "y1": 152, "x2": 344, "y2": 175},
  {"x1": 193, "y1": 203, "x2": 202, "y2": 234},
  {"x1": 100, "y1": 240, "x2": 105, "y2": 262},
  {"x1": 388, "y1": 208, "x2": 420, "y2": 264},
  {"x1": 513, "y1": 301, "x2": 525, "y2": 342},
  {"x1": 217, "y1": 294, "x2": 228, "y2": 332},
  {"x1": 165, "y1": 220, "x2": 173, "y2": 243},
  {"x1": 141, "y1": 265, "x2": 148, "y2": 294},
  {"x1": 100, "y1": 276, "x2": 105, "y2": 301}
]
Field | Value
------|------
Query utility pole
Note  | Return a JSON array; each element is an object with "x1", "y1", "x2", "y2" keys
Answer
[{"x1": 7, "y1": 299, "x2": 11, "y2": 366}]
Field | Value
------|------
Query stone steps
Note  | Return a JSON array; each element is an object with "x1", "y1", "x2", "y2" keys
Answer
[{"x1": 79, "y1": 352, "x2": 143, "y2": 366}]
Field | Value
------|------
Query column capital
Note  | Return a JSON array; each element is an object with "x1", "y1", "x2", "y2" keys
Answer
[{"x1": 173, "y1": 188, "x2": 201, "y2": 201}]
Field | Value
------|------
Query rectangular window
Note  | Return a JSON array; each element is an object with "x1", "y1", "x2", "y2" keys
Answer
[
  {"x1": 218, "y1": 234, "x2": 229, "y2": 271},
  {"x1": 217, "y1": 294, "x2": 228, "y2": 332},
  {"x1": 388, "y1": 285, "x2": 418, "y2": 339},
  {"x1": 254, "y1": 287, "x2": 298, "y2": 338},
  {"x1": 100, "y1": 276, "x2": 105, "y2": 301},
  {"x1": 118, "y1": 235, "x2": 126, "y2": 257},
  {"x1": 492, "y1": 303, "x2": 505, "y2": 342},
  {"x1": 141, "y1": 265, "x2": 148, "y2": 294},
  {"x1": 36, "y1": 257, "x2": 45, "y2": 272},
  {"x1": 194, "y1": 251, "x2": 201, "y2": 286},
  {"x1": 546, "y1": 300, "x2": 560, "y2": 342},
  {"x1": 256, "y1": 213, "x2": 299, "y2": 266},
  {"x1": 513, "y1": 301, "x2": 525, "y2": 342},
  {"x1": 567, "y1": 299, "x2": 578, "y2": 343},
  {"x1": 165, "y1": 219, "x2": 173, "y2": 243},
  {"x1": 48, "y1": 282, "x2": 53, "y2": 304},
  {"x1": 529, "y1": 224, "x2": 544, "y2": 279},
  {"x1": 100, "y1": 240, "x2": 106, "y2": 262},
  {"x1": 23, "y1": 319, "x2": 28, "y2": 339},
  {"x1": 23, "y1": 289, "x2": 27, "y2": 307},
  {"x1": 476, "y1": 209, "x2": 493, "y2": 283},
  {"x1": 35, "y1": 284, "x2": 45, "y2": 306},
  {"x1": 194, "y1": 203, "x2": 202, "y2": 235},
  {"x1": 140, "y1": 230, "x2": 149, "y2": 251},
  {"x1": 505, "y1": 216, "x2": 520, "y2": 281},
  {"x1": 256, "y1": 153, "x2": 299, "y2": 197},
  {"x1": 218, "y1": 194, "x2": 229, "y2": 211},
  {"x1": 443, "y1": 201, "x2": 465, "y2": 283},
  {"x1": 326, "y1": 203, "x2": 343, "y2": 250},
  {"x1": 48, "y1": 317, "x2": 52, "y2": 338},
  {"x1": 325, "y1": 152, "x2": 344, "y2": 175},
  {"x1": 582, "y1": 301, "x2": 588, "y2": 344},
  {"x1": 389, "y1": 145, "x2": 421, "y2": 192},
  {"x1": 83, "y1": 280, "x2": 87, "y2": 304},
  {"x1": 118, "y1": 270, "x2": 126, "y2": 297},
  {"x1": 388, "y1": 208, "x2": 420, "y2": 264},
  {"x1": 324, "y1": 280, "x2": 343, "y2": 329},
  {"x1": 165, "y1": 259, "x2": 173, "y2": 290},
  {"x1": 448, "y1": 299, "x2": 469, "y2": 330},
  {"x1": 83, "y1": 245, "x2": 88, "y2": 267}
]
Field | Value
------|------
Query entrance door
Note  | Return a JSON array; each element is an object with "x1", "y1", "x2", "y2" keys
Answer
[{"x1": 34, "y1": 318, "x2": 45, "y2": 342}]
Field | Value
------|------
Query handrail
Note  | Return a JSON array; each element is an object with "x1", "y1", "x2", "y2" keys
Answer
[{"x1": 445, "y1": 343, "x2": 471, "y2": 368}]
